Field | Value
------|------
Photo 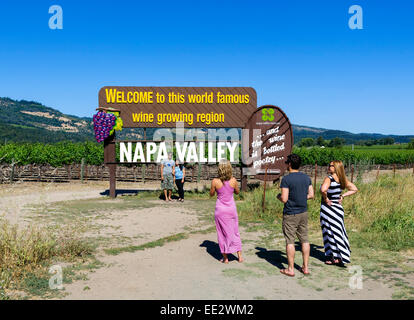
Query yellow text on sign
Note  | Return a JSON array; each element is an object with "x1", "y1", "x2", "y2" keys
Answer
[
  {"x1": 131, "y1": 112, "x2": 225, "y2": 126},
  {"x1": 106, "y1": 89, "x2": 154, "y2": 104}
]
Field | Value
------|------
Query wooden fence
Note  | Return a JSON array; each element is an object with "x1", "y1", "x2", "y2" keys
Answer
[
  {"x1": 0, "y1": 163, "x2": 241, "y2": 184},
  {"x1": 0, "y1": 162, "x2": 412, "y2": 184}
]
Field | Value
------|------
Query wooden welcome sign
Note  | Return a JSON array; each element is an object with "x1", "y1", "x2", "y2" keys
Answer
[{"x1": 98, "y1": 87, "x2": 292, "y2": 197}]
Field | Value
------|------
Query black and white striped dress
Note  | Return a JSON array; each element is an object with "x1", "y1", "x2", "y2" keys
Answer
[{"x1": 320, "y1": 176, "x2": 351, "y2": 263}]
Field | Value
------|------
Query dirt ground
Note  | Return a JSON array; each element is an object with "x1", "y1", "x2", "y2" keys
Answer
[{"x1": 1, "y1": 178, "x2": 413, "y2": 300}]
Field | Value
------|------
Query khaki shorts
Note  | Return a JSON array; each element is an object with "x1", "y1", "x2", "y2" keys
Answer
[
  {"x1": 282, "y1": 212, "x2": 309, "y2": 245},
  {"x1": 161, "y1": 174, "x2": 174, "y2": 190}
]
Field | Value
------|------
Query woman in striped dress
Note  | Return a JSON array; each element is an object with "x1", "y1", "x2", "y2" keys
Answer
[{"x1": 320, "y1": 160, "x2": 358, "y2": 266}]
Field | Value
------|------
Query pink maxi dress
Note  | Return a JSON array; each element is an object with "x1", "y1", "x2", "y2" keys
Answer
[{"x1": 214, "y1": 180, "x2": 242, "y2": 254}]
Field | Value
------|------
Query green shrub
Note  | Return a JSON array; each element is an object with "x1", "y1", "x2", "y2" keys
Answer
[
  {"x1": 0, "y1": 220, "x2": 92, "y2": 290},
  {"x1": 237, "y1": 174, "x2": 414, "y2": 252}
]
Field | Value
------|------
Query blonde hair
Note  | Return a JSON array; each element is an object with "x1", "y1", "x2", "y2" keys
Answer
[
  {"x1": 332, "y1": 160, "x2": 347, "y2": 189},
  {"x1": 218, "y1": 160, "x2": 232, "y2": 182}
]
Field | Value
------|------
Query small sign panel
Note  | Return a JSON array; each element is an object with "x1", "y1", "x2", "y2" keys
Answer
[{"x1": 243, "y1": 105, "x2": 293, "y2": 181}]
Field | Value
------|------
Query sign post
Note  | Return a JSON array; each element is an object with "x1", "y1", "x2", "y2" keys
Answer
[{"x1": 104, "y1": 132, "x2": 116, "y2": 198}]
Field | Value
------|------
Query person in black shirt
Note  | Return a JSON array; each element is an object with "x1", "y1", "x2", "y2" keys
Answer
[{"x1": 277, "y1": 154, "x2": 314, "y2": 276}]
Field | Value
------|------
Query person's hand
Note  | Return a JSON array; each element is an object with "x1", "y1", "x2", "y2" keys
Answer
[
  {"x1": 181, "y1": 178, "x2": 184, "y2": 183},
  {"x1": 338, "y1": 195, "x2": 344, "y2": 205},
  {"x1": 161, "y1": 176, "x2": 164, "y2": 181},
  {"x1": 325, "y1": 199, "x2": 333, "y2": 206}
]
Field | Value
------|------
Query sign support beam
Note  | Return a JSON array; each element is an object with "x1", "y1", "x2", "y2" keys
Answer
[{"x1": 104, "y1": 133, "x2": 116, "y2": 198}]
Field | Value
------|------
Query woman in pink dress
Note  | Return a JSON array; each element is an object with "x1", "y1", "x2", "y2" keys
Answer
[{"x1": 210, "y1": 160, "x2": 243, "y2": 264}]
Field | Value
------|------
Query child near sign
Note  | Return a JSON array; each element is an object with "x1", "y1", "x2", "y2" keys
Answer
[{"x1": 210, "y1": 160, "x2": 243, "y2": 263}]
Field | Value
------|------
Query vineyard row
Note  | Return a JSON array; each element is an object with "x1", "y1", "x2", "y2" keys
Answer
[{"x1": 1, "y1": 142, "x2": 414, "y2": 166}]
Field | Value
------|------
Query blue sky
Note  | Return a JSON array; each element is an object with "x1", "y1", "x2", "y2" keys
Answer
[{"x1": 0, "y1": 0, "x2": 413, "y2": 135}]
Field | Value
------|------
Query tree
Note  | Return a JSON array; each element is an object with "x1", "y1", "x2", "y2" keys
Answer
[
  {"x1": 298, "y1": 138, "x2": 315, "y2": 147},
  {"x1": 364, "y1": 140, "x2": 375, "y2": 147},
  {"x1": 384, "y1": 137, "x2": 395, "y2": 145},
  {"x1": 328, "y1": 137, "x2": 345, "y2": 148},
  {"x1": 408, "y1": 139, "x2": 414, "y2": 150},
  {"x1": 316, "y1": 136, "x2": 325, "y2": 146}
]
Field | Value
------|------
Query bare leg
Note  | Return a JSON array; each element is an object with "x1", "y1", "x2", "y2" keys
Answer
[
  {"x1": 301, "y1": 242, "x2": 310, "y2": 274},
  {"x1": 281, "y1": 244, "x2": 295, "y2": 276},
  {"x1": 168, "y1": 190, "x2": 172, "y2": 201},
  {"x1": 221, "y1": 253, "x2": 229, "y2": 264},
  {"x1": 163, "y1": 189, "x2": 168, "y2": 201},
  {"x1": 237, "y1": 251, "x2": 244, "y2": 263}
]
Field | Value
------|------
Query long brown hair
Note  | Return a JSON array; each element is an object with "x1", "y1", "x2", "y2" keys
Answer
[
  {"x1": 218, "y1": 160, "x2": 232, "y2": 182},
  {"x1": 332, "y1": 160, "x2": 347, "y2": 189}
]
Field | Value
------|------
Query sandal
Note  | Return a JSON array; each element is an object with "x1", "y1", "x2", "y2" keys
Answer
[
  {"x1": 300, "y1": 267, "x2": 310, "y2": 275},
  {"x1": 334, "y1": 259, "x2": 346, "y2": 267}
]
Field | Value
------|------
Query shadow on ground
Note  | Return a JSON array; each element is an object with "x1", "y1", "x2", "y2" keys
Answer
[
  {"x1": 100, "y1": 189, "x2": 155, "y2": 196},
  {"x1": 304, "y1": 243, "x2": 327, "y2": 263},
  {"x1": 200, "y1": 240, "x2": 238, "y2": 262},
  {"x1": 100, "y1": 189, "x2": 210, "y2": 198},
  {"x1": 100, "y1": 189, "x2": 185, "y2": 198},
  {"x1": 255, "y1": 243, "x2": 325, "y2": 271}
]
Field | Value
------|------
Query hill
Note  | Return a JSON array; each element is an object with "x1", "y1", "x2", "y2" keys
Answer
[
  {"x1": 0, "y1": 97, "x2": 412, "y2": 144},
  {"x1": 292, "y1": 124, "x2": 414, "y2": 144},
  {"x1": 0, "y1": 98, "x2": 93, "y2": 143}
]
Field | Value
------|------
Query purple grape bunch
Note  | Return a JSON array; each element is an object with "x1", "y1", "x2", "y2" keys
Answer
[{"x1": 93, "y1": 111, "x2": 116, "y2": 142}]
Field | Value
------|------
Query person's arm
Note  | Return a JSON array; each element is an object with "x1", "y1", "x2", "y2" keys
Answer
[
  {"x1": 160, "y1": 163, "x2": 164, "y2": 180},
  {"x1": 307, "y1": 184, "x2": 314, "y2": 200},
  {"x1": 320, "y1": 177, "x2": 332, "y2": 205},
  {"x1": 340, "y1": 180, "x2": 358, "y2": 202},
  {"x1": 209, "y1": 179, "x2": 217, "y2": 197},
  {"x1": 277, "y1": 177, "x2": 288, "y2": 203},
  {"x1": 231, "y1": 177, "x2": 240, "y2": 195},
  {"x1": 277, "y1": 188, "x2": 289, "y2": 203},
  {"x1": 172, "y1": 164, "x2": 175, "y2": 177},
  {"x1": 182, "y1": 168, "x2": 185, "y2": 183}
]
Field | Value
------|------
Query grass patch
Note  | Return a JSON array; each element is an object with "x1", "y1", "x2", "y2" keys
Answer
[
  {"x1": 28, "y1": 197, "x2": 155, "y2": 221},
  {"x1": 104, "y1": 225, "x2": 217, "y2": 256},
  {"x1": 189, "y1": 226, "x2": 217, "y2": 235},
  {"x1": 135, "y1": 188, "x2": 216, "y2": 201},
  {"x1": 222, "y1": 268, "x2": 263, "y2": 281},
  {"x1": 0, "y1": 219, "x2": 93, "y2": 298},
  {"x1": 22, "y1": 273, "x2": 52, "y2": 297},
  {"x1": 237, "y1": 174, "x2": 414, "y2": 252},
  {"x1": 104, "y1": 232, "x2": 189, "y2": 255},
  {"x1": 235, "y1": 176, "x2": 414, "y2": 298},
  {"x1": 244, "y1": 262, "x2": 280, "y2": 276}
]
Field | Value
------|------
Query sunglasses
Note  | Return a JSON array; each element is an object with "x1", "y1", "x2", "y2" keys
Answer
[{"x1": 328, "y1": 164, "x2": 334, "y2": 167}]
